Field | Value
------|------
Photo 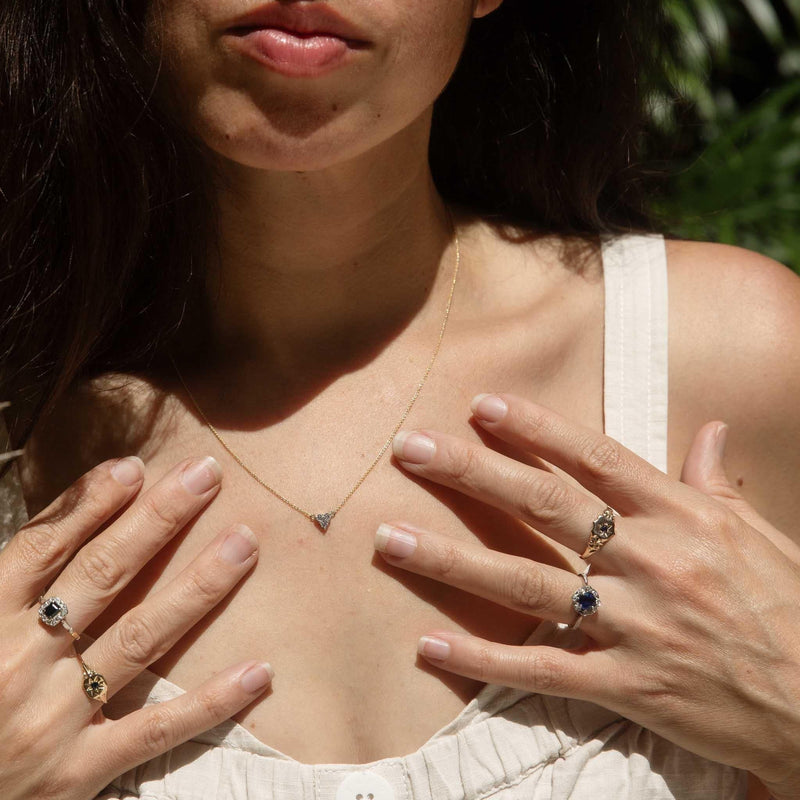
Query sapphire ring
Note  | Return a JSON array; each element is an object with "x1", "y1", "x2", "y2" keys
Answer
[
  {"x1": 580, "y1": 506, "x2": 618, "y2": 560},
  {"x1": 569, "y1": 564, "x2": 601, "y2": 630},
  {"x1": 37, "y1": 595, "x2": 80, "y2": 641}
]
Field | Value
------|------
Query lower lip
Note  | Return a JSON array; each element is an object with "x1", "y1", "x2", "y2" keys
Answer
[{"x1": 230, "y1": 28, "x2": 358, "y2": 77}]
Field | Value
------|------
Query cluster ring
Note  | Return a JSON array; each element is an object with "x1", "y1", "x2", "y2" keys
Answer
[
  {"x1": 37, "y1": 595, "x2": 80, "y2": 641},
  {"x1": 580, "y1": 506, "x2": 618, "y2": 560},
  {"x1": 37, "y1": 595, "x2": 107, "y2": 702},
  {"x1": 569, "y1": 564, "x2": 601, "y2": 630}
]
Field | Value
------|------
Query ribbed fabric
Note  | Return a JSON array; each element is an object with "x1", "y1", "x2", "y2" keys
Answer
[
  {"x1": 94, "y1": 689, "x2": 745, "y2": 800},
  {"x1": 602, "y1": 234, "x2": 670, "y2": 473},
  {"x1": 0, "y1": 235, "x2": 746, "y2": 799}
]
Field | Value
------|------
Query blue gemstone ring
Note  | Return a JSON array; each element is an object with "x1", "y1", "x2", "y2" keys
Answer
[{"x1": 569, "y1": 565, "x2": 601, "y2": 630}]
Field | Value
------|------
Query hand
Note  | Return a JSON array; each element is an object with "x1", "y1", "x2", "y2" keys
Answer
[
  {"x1": 375, "y1": 393, "x2": 800, "y2": 799},
  {"x1": 0, "y1": 454, "x2": 273, "y2": 800}
]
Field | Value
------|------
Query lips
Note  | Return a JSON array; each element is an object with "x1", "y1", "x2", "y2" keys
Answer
[
  {"x1": 225, "y1": 2, "x2": 370, "y2": 77},
  {"x1": 226, "y1": 2, "x2": 370, "y2": 45}
]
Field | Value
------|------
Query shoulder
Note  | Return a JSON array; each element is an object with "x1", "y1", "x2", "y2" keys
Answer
[
  {"x1": 664, "y1": 238, "x2": 800, "y2": 535},
  {"x1": 665, "y1": 239, "x2": 800, "y2": 402},
  {"x1": 665, "y1": 238, "x2": 800, "y2": 334}
]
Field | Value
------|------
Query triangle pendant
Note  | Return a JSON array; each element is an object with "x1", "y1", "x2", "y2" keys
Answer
[{"x1": 311, "y1": 512, "x2": 334, "y2": 532}]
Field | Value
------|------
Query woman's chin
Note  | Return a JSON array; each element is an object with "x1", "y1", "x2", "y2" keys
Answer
[{"x1": 195, "y1": 113, "x2": 388, "y2": 174}]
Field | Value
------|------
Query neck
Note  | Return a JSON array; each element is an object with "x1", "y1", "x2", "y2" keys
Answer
[{"x1": 174, "y1": 117, "x2": 461, "y2": 387}]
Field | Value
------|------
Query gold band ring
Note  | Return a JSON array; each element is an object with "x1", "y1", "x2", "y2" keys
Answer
[
  {"x1": 75, "y1": 651, "x2": 108, "y2": 703},
  {"x1": 37, "y1": 596, "x2": 106, "y2": 701},
  {"x1": 580, "y1": 506, "x2": 618, "y2": 560}
]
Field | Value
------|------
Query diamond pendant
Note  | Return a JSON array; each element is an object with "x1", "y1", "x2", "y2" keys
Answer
[{"x1": 311, "y1": 512, "x2": 335, "y2": 532}]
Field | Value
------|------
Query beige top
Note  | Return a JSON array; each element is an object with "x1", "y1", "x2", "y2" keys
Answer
[{"x1": 0, "y1": 234, "x2": 747, "y2": 799}]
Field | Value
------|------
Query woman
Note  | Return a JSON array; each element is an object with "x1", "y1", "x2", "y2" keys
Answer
[{"x1": 0, "y1": 0, "x2": 798, "y2": 798}]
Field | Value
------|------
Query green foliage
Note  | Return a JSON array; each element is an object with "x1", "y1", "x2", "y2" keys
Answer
[{"x1": 651, "y1": 0, "x2": 800, "y2": 272}]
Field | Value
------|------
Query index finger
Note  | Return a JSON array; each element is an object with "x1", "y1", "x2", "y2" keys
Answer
[
  {"x1": 0, "y1": 457, "x2": 145, "y2": 610},
  {"x1": 469, "y1": 393, "x2": 689, "y2": 514}
]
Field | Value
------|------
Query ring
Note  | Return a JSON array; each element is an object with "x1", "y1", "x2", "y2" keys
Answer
[
  {"x1": 569, "y1": 564, "x2": 601, "y2": 630},
  {"x1": 580, "y1": 506, "x2": 618, "y2": 560},
  {"x1": 37, "y1": 596, "x2": 80, "y2": 641},
  {"x1": 76, "y1": 652, "x2": 108, "y2": 703}
]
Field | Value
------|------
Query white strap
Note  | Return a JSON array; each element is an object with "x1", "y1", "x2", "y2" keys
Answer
[{"x1": 602, "y1": 234, "x2": 669, "y2": 473}]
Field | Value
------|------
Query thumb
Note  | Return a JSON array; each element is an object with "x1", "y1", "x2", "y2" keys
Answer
[
  {"x1": 681, "y1": 421, "x2": 757, "y2": 525},
  {"x1": 680, "y1": 421, "x2": 740, "y2": 504},
  {"x1": 681, "y1": 421, "x2": 800, "y2": 559}
]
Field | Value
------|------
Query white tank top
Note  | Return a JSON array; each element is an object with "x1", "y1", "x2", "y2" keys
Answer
[{"x1": 0, "y1": 234, "x2": 747, "y2": 799}]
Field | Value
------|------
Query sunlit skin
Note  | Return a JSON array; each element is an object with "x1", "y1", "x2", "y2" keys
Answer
[
  {"x1": 4, "y1": 0, "x2": 800, "y2": 797},
  {"x1": 143, "y1": 0, "x2": 502, "y2": 376}
]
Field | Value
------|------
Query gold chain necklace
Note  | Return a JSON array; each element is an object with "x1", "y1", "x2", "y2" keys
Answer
[{"x1": 169, "y1": 214, "x2": 461, "y2": 533}]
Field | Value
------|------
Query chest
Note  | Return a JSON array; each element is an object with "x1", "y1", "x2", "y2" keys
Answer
[{"x1": 19, "y1": 277, "x2": 607, "y2": 764}]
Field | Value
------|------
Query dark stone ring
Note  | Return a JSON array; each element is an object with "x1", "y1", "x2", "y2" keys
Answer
[
  {"x1": 76, "y1": 653, "x2": 108, "y2": 704},
  {"x1": 569, "y1": 565, "x2": 601, "y2": 630},
  {"x1": 37, "y1": 595, "x2": 80, "y2": 641}
]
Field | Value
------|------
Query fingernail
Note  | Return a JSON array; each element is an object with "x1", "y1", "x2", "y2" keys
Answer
[
  {"x1": 111, "y1": 456, "x2": 145, "y2": 487},
  {"x1": 374, "y1": 523, "x2": 417, "y2": 558},
  {"x1": 181, "y1": 456, "x2": 222, "y2": 495},
  {"x1": 219, "y1": 524, "x2": 258, "y2": 565},
  {"x1": 393, "y1": 431, "x2": 435, "y2": 464},
  {"x1": 418, "y1": 636, "x2": 450, "y2": 660},
  {"x1": 240, "y1": 662, "x2": 275, "y2": 693},
  {"x1": 470, "y1": 393, "x2": 507, "y2": 423},
  {"x1": 715, "y1": 423, "x2": 729, "y2": 460}
]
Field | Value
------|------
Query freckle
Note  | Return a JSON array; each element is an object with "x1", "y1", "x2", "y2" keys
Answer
[
  {"x1": 331, "y1": 102, "x2": 339, "y2": 111},
  {"x1": 736, "y1": 477, "x2": 744, "y2": 486}
]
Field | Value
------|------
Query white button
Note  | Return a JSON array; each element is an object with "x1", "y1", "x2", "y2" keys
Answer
[{"x1": 334, "y1": 770, "x2": 395, "y2": 800}]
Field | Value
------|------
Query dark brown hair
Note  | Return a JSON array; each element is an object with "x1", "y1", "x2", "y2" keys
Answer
[{"x1": 0, "y1": 0, "x2": 664, "y2": 460}]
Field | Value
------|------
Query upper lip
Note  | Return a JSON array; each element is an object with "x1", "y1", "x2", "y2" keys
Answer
[{"x1": 226, "y1": 2, "x2": 370, "y2": 43}]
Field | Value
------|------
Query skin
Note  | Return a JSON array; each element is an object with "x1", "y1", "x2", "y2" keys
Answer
[{"x1": 3, "y1": 0, "x2": 800, "y2": 796}]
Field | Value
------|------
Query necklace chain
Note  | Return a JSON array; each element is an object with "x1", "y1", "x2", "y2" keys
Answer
[{"x1": 170, "y1": 212, "x2": 461, "y2": 532}]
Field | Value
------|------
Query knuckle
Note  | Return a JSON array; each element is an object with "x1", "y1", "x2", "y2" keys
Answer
[
  {"x1": 183, "y1": 566, "x2": 226, "y2": 606},
  {"x1": 474, "y1": 644, "x2": 496, "y2": 682},
  {"x1": 73, "y1": 544, "x2": 124, "y2": 592},
  {"x1": 506, "y1": 563, "x2": 550, "y2": 614},
  {"x1": 518, "y1": 474, "x2": 572, "y2": 522},
  {"x1": 137, "y1": 492, "x2": 184, "y2": 533},
  {"x1": 141, "y1": 706, "x2": 179, "y2": 754},
  {"x1": 434, "y1": 539, "x2": 465, "y2": 579},
  {"x1": 651, "y1": 544, "x2": 714, "y2": 598},
  {"x1": 517, "y1": 405, "x2": 550, "y2": 434},
  {"x1": 692, "y1": 504, "x2": 732, "y2": 540},
  {"x1": 577, "y1": 435, "x2": 624, "y2": 479},
  {"x1": 527, "y1": 651, "x2": 562, "y2": 693},
  {"x1": 74, "y1": 480, "x2": 122, "y2": 531},
  {"x1": 447, "y1": 444, "x2": 481, "y2": 485},
  {"x1": 12, "y1": 522, "x2": 70, "y2": 574},
  {"x1": 11, "y1": 462, "x2": 128, "y2": 576},
  {"x1": 195, "y1": 684, "x2": 231, "y2": 722},
  {"x1": 115, "y1": 612, "x2": 160, "y2": 664}
]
